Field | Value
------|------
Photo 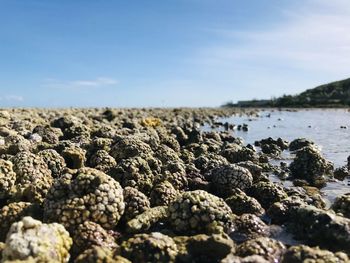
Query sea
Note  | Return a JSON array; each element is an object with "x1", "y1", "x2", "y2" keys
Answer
[{"x1": 208, "y1": 109, "x2": 350, "y2": 207}]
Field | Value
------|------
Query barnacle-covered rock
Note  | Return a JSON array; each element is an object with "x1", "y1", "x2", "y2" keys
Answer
[
  {"x1": 236, "y1": 237, "x2": 285, "y2": 262},
  {"x1": 126, "y1": 206, "x2": 169, "y2": 234},
  {"x1": 158, "y1": 161, "x2": 188, "y2": 190},
  {"x1": 157, "y1": 130, "x2": 181, "y2": 153},
  {"x1": 0, "y1": 202, "x2": 42, "y2": 242},
  {"x1": 331, "y1": 193, "x2": 350, "y2": 218},
  {"x1": 74, "y1": 246, "x2": 131, "y2": 263},
  {"x1": 89, "y1": 149, "x2": 117, "y2": 174},
  {"x1": 266, "y1": 197, "x2": 306, "y2": 224},
  {"x1": 289, "y1": 146, "x2": 333, "y2": 186},
  {"x1": 110, "y1": 136, "x2": 153, "y2": 161},
  {"x1": 221, "y1": 145, "x2": 258, "y2": 164},
  {"x1": 0, "y1": 159, "x2": 16, "y2": 199},
  {"x1": 281, "y1": 245, "x2": 349, "y2": 263},
  {"x1": 63, "y1": 123, "x2": 91, "y2": 140},
  {"x1": 61, "y1": 146, "x2": 86, "y2": 169},
  {"x1": 225, "y1": 189, "x2": 264, "y2": 216},
  {"x1": 121, "y1": 232, "x2": 178, "y2": 263},
  {"x1": 194, "y1": 153, "x2": 229, "y2": 176},
  {"x1": 225, "y1": 255, "x2": 269, "y2": 263},
  {"x1": 150, "y1": 181, "x2": 179, "y2": 206},
  {"x1": 334, "y1": 166, "x2": 349, "y2": 181},
  {"x1": 33, "y1": 125, "x2": 62, "y2": 144},
  {"x1": 287, "y1": 205, "x2": 350, "y2": 251},
  {"x1": 72, "y1": 221, "x2": 118, "y2": 256},
  {"x1": 43, "y1": 168, "x2": 125, "y2": 231},
  {"x1": 90, "y1": 137, "x2": 114, "y2": 152},
  {"x1": 210, "y1": 164, "x2": 253, "y2": 197},
  {"x1": 155, "y1": 144, "x2": 182, "y2": 164},
  {"x1": 289, "y1": 138, "x2": 315, "y2": 151},
  {"x1": 123, "y1": 186, "x2": 150, "y2": 222},
  {"x1": 185, "y1": 168, "x2": 211, "y2": 191},
  {"x1": 91, "y1": 125, "x2": 116, "y2": 139},
  {"x1": 38, "y1": 149, "x2": 66, "y2": 178},
  {"x1": 114, "y1": 157, "x2": 156, "y2": 195},
  {"x1": 174, "y1": 233, "x2": 235, "y2": 263},
  {"x1": 11, "y1": 151, "x2": 53, "y2": 203},
  {"x1": 168, "y1": 190, "x2": 234, "y2": 235},
  {"x1": 230, "y1": 214, "x2": 269, "y2": 243},
  {"x1": 237, "y1": 161, "x2": 263, "y2": 182},
  {"x1": 185, "y1": 143, "x2": 208, "y2": 158},
  {"x1": 4, "y1": 134, "x2": 31, "y2": 155},
  {"x1": 2, "y1": 216, "x2": 72, "y2": 262},
  {"x1": 248, "y1": 181, "x2": 287, "y2": 209},
  {"x1": 51, "y1": 115, "x2": 81, "y2": 130},
  {"x1": 171, "y1": 126, "x2": 188, "y2": 146}
]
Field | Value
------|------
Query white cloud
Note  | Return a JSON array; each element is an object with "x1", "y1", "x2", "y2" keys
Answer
[{"x1": 42, "y1": 77, "x2": 119, "y2": 89}]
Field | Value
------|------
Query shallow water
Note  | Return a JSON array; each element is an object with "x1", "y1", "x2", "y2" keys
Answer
[{"x1": 210, "y1": 109, "x2": 350, "y2": 206}]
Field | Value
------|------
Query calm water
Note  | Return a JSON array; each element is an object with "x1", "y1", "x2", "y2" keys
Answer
[{"x1": 213, "y1": 109, "x2": 350, "y2": 206}]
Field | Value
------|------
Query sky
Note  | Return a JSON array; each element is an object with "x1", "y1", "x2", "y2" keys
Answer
[{"x1": 0, "y1": 0, "x2": 350, "y2": 107}]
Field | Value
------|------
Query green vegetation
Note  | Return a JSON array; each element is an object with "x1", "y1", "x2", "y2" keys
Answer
[{"x1": 224, "y1": 78, "x2": 350, "y2": 107}]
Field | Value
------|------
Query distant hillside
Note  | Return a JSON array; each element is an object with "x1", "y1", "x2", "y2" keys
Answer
[{"x1": 224, "y1": 78, "x2": 350, "y2": 108}]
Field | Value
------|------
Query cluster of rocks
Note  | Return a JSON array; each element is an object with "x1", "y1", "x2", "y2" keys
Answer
[{"x1": 0, "y1": 108, "x2": 347, "y2": 262}]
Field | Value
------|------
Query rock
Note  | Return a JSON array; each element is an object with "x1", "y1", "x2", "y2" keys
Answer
[
  {"x1": 174, "y1": 233, "x2": 235, "y2": 263},
  {"x1": 168, "y1": 190, "x2": 234, "y2": 235},
  {"x1": 126, "y1": 206, "x2": 169, "y2": 234},
  {"x1": 43, "y1": 168, "x2": 125, "y2": 231},
  {"x1": 225, "y1": 189, "x2": 265, "y2": 216},
  {"x1": 332, "y1": 193, "x2": 350, "y2": 218},
  {"x1": 281, "y1": 245, "x2": 349, "y2": 263},
  {"x1": 287, "y1": 205, "x2": 350, "y2": 252},
  {"x1": 248, "y1": 181, "x2": 288, "y2": 210},
  {"x1": 2, "y1": 216, "x2": 72, "y2": 262},
  {"x1": 289, "y1": 146, "x2": 333, "y2": 187},
  {"x1": 121, "y1": 232, "x2": 178, "y2": 263},
  {"x1": 289, "y1": 138, "x2": 315, "y2": 151},
  {"x1": 210, "y1": 164, "x2": 253, "y2": 197},
  {"x1": 236, "y1": 237, "x2": 286, "y2": 262}
]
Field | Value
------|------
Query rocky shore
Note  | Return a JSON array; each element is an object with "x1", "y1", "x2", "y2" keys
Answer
[{"x1": 0, "y1": 107, "x2": 349, "y2": 262}]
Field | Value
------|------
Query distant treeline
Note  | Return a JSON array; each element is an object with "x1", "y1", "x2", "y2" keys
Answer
[{"x1": 224, "y1": 77, "x2": 350, "y2": 108}]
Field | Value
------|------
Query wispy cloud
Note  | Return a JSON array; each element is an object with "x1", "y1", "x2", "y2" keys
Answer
[
  {"x1": 42, "y1": 77, "x2": 119, "y2": 89},
  {"x1": 0, "y1": 95, "x2": 24, "y2": 102},
  {"x1": 191, "y1": 0, "x2": 350, "y2": 78}
]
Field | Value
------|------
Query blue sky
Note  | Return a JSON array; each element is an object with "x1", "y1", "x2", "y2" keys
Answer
[{"x1": 1, "y1": 0, "x2": 350, "y2": 107}]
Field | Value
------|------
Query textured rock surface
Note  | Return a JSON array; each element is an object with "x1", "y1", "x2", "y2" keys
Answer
[
  {"x1": 2, "y1": 216, "x2": 72, "y2": 262},
  {"x1": 168, "y1": 190, "x2": 234, "y2": 235},
  {"x1": 43, "y1": 168, "x2": 125, "y2": 231},
  {"x1": 121, "y1": 232, "x2": 178, "y2": 263}
]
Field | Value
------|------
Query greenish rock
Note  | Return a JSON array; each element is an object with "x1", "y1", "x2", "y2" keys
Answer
[
  {"x1": 236, "y1": 237, "x2": 285, "y2": 262},
  {"x1": 126, "y1": 206, "x2": 169, "y2": 234},
  {"x1": 248, "y1": 181, "x2": 287, "y2": 209},
  {"x1": 2, "y1": 216, "x2": 72, "y2": 262},
  {"x1": 332, "y1": 193, "x2": 350, "y2": 218},
  {"x1": 289, "y1": 146, "x2": 333, "y2": 187},
  {"x1": 287, "y1": 205, "x2": 350, "y2": 252},
  {"x1": 168, "y1": 190, "x2": 234, "y2": 235},
  {"x1": 225, "y1": 189, "x2": 264, "y2": 216},
  {"x1": 43, "y1": 168, "x2": 125, "y2": 231},
  {"x1": 121, "y1": 232, "x2": 178, "y2": 263},
  {"x1": 174, "y1": 233, "x2": 235, "y2": 263},
  {"x1": 281, "y1": 245, "x2": 349, "y2": 263}
]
